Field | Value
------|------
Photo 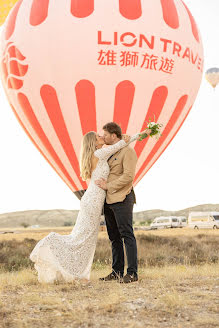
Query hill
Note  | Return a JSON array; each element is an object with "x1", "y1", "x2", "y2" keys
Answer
[
  {"x1": 0, "y1": 204, "x2": 219, "y2": 228},
  {"x1": 133, "y1": 203, "x2": 219, "y2": 222},
  {"x1": 0, "y1": 209, "x2": 79, "y2": 228}
]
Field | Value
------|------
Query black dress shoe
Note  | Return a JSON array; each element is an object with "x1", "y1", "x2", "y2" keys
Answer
[
  {"x1": 121, "y1": 273, "x2": 138, "y2": 284},
  {"x1": 99, "y1": 272, "x2": 123, "y2": 281}
]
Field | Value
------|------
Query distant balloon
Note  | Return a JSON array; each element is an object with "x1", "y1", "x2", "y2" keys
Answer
[
  {"x1": 0, "y1": 0, "x2": 203, "y2": 200},
  {"x1": 205, "y1": 68, "x2": 219, "y2": 89},
  {"x1": 0, "y1": 0, "x2": 19, "y2": 26}
]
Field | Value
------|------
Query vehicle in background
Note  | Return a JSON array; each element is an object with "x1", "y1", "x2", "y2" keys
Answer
[
  {"x1": 30, "y1": 225, "x2": 40, "y2": 228},
  {"x1": 188, "y1": 212, "x2": 219, "y2": 229},
  {"x1": 150, "y1": 216, "x2": 181, "y2": 229},
  {"x1": 178, "y1": 216, "x2": 187, "y2": 227}
]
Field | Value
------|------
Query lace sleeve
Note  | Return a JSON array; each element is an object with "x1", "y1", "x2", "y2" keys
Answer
[
  {"x1": 94, "y1": 140, "x2": 126, "y2": 160},
  {"x1": 94, "y1": 134, "x2": 140, "y2": 160},
  {"x1": 127, "y1": 133, "x2": 140, "y2": 144}
]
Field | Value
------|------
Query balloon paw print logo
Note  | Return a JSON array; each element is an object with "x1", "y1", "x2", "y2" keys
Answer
[{"x1": 1, "y1": 42, "x2": 28, "y2": 90}]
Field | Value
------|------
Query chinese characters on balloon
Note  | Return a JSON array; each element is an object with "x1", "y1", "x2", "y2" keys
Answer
[{"x1": 98, "y1": 50, "x2": 175, "y2": 74}]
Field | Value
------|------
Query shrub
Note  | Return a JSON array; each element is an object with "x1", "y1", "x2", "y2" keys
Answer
[
  {"x1": 0, "y1": 238, "x2": 36, "y2": 272},
  {"x1": 139, "y1": 221, "x2": 146, "y2": 226},
  {"x1": 21, "y1": 222, "x2": 29, "y2": 228},
  {"x1": 0, "y1": 233, "x2": 219, "y2": 273},
  {"x1": 63, "y1": 221, "x2": 73, "y2": 226}
]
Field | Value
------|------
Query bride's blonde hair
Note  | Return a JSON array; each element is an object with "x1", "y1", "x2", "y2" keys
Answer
[{"x1": 80, "y1": 131, "x2": 97, "y2": 181}]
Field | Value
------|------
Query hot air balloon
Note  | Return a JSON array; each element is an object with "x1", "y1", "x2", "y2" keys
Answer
[
  {"x1": 0, "y1": 0, "x2": 203, "y2": 200},
  {"x1": 205, "y1": 68, "x2": 219, "y2": 89},
  {"x1": 0, "y1": 0, "x2": 19, "y2": 26}
]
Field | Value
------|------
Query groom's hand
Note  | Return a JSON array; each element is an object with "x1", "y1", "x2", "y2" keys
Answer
[{"x1": 95, "y1": 178, "x2": 107, "y2": 190}]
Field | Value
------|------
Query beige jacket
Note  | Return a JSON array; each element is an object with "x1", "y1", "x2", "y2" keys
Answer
[{"x1": 106, "y1": 146, "x2": 137, "y2": 204}]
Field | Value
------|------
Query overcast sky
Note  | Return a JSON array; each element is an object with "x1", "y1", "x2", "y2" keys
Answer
[{"x1": 0, "y1": 0, "x2": 219, "y2": 214}]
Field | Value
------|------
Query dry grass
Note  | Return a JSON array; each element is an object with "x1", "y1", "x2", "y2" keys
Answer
[
  {"x1": 0, "y1": 228, "x2": 219, "y2": 327},
  {"x1": 0, "y1": 265, "x2": 219, "y2": 328},
  {"x1": 2, "y1": 228, "x2": 219, "y2": 272},
  {"x1": 1, "y1": 226, "x2": 219, "y2": 240}
]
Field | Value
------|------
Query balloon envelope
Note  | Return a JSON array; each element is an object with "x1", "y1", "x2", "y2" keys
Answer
[
  {"x1": 0, "y1": 0, "x2": 19, "y2": 26},
  {"x1": 205, "y1": 68, "x2": 219, "y2": 89},
  {"x1": 0, "y1": 0, "x2": 203, "y2": 199}
]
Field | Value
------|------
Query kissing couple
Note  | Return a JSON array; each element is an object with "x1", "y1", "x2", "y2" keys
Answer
[{"x1": 30, "y1": 122, "x2": 151, "y2": 284}]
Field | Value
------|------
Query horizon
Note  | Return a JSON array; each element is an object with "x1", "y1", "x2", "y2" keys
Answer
[{"x1": 1, "y1": 202, "x2": 219, "y2": 216}]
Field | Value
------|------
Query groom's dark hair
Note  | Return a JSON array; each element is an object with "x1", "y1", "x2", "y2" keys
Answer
[{"x1": 103, "y1": 122, "x2": 122, "y2": 139}]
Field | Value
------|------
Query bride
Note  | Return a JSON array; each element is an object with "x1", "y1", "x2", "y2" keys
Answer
[{"x1": 30, "y1": 128, "x2": 149, "y2": 283}]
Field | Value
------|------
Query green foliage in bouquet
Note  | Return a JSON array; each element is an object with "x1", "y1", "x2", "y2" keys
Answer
[{"x1": 139, "y1": 117, "x2": 163, "y2": 141}]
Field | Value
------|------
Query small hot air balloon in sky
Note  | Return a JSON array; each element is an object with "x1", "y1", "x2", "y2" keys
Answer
[
  {"x1": 205, "y1": 68, "x2": 219, "y2": 89},
  {"x1": 0, "y1": 0, "x2": 204, "y2": 200},
  {"x1": 0, "y1": 0, "x2": 19, "y2": 26}
]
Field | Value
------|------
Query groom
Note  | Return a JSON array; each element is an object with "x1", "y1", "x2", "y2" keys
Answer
[{"x1": 95, "y1": 122, "x2": 138, "y2": 283}]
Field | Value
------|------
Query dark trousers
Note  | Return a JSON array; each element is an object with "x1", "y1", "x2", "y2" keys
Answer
[{"x1": 104, "y1": 190, "x2": 138, "y2": 276}]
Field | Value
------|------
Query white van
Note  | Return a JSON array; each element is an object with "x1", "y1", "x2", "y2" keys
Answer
[
  {"x1": 188, "y1": 212, "x2": 219, "y2": 229},
  {"x1": 150, "y1": 216, "x2": 181, "y2": 229},
  {"x1": 178, "y1": 216, "x2": 187, "y2": 228}
]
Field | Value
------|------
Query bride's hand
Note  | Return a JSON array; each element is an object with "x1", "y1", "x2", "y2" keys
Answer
[
  {"x1": 138, "y1": 128, "x2": 152, "y2": 141},
  {"x1": 122, "y1": 134, "x2": 131, "y2": 143},
  {"x1": 142, "y1": 128, "x2": 151, "y2": 136}
]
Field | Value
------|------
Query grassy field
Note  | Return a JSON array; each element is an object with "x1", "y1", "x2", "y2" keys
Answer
[{"x1": 0, "y1": 228, "x2": 219, "y2": 327}]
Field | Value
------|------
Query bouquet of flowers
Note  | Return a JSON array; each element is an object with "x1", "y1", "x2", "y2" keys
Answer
[{"x1": 139, "y1": 117, "x2": 163, "y2": 141}]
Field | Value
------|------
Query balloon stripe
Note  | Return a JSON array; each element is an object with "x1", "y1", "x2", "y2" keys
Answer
[
  {"x1": 181, "y1": 1, "x2": 199, "y2": 43},
  {"x1": 119, "y1": 0, "x2": 142, "y2": 20},
  {"x1": 8, "y1": 79, "x2": 13, "y2": 89},
  {"x1": 135, "y1": 105, "x2": 192, "y2": 185},
  {"x1": 2, "y1": 43, "x2": 27, "y2": 90},
  {"x1": 40, "y1": 85, "x2": 87, "y2": 189},
  {"x1": 9, "y1": 60, "x2": 28, "y2": 76},
  {"x1": 17, "y1": 94, "x2": 80, "y2": 191},
  {"x1": 71, "y1": 0, "x2": 94, "y2": 18},
  {"x1": 9, "y1": 77, "x2": 23, "y2": 89},
  {"x1": 160, "y1": 0, "x2": 179, "y2": 29},
  {"x1": 114, "y1": 81, "x2": 135, "y2": 133},
  {"x1": 134, "y1": 94, "x2": 188, "y2": 182},
  {"x1": 10, "y1": 103, "x2": 77, "y2": 192},
  {"x1": 134, "y1": 86, "x2": 168, "y2": 157},
  {"x1": 30, "y1": 0, "x2": 49, "y2": 26},
  {"x1": 75, "y1": 80, "x2": 97, "y2": 134},
  {"x1": 8, "y1": 45, "x2": 26, "y2": 60},
  {"x1": 18, "y1": 62, "x2": 28, "y2": 76},
  {"x1": 15, "y1": 47, "x2": 26, "y2": 60},
  {"x1": 5, "y1": 0, "x2": 23, "y2": 40}
]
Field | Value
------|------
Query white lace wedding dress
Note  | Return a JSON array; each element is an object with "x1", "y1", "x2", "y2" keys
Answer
[{"x1": 30, "y1": 134, "x2": 139, "y2": 283}]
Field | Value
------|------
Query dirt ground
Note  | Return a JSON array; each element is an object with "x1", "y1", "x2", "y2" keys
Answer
[
  {"x1": 0, "y1": 229, "x2": 219, "y2": 328},
  {"x1": 0, "y1": 265, "x2": 219, "y2": 328}
]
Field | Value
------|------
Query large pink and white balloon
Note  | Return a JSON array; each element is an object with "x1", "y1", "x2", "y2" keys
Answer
[{"x1": 0, "y1": 0, "x2": 203, "y2": 198}]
